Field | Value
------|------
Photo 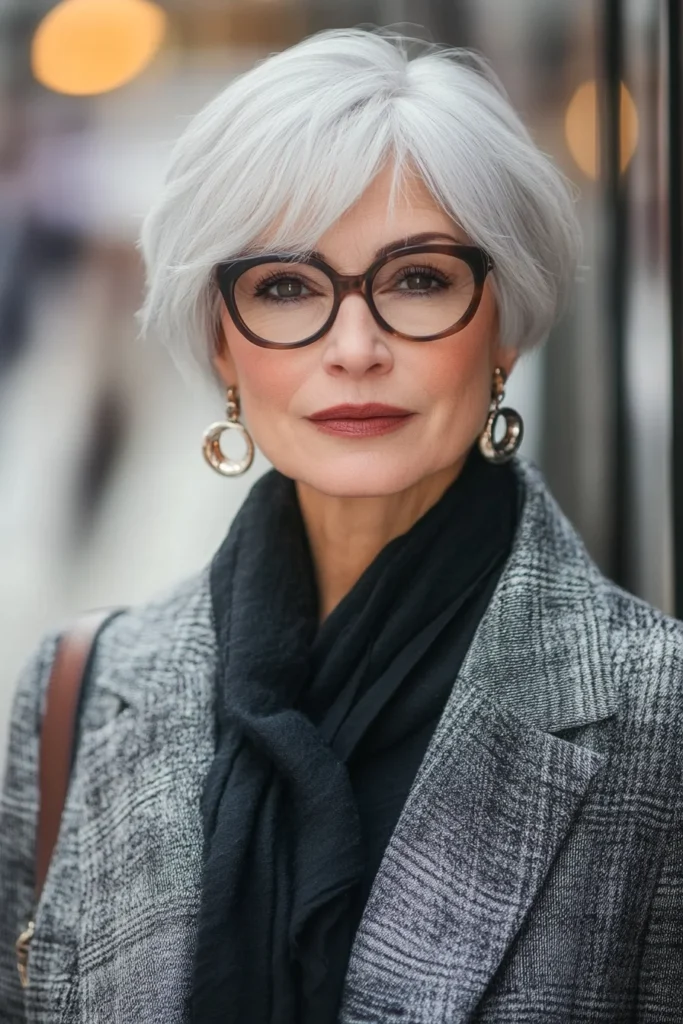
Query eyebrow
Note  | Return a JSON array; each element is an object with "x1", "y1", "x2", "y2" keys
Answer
[{"x1": 307, "y1": 231, "x2": 464, "y2": 264}]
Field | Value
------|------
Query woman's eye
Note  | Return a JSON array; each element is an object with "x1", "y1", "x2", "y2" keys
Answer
[
  {"x1": 258, "y1": 277, "x2": 309, "y2": 299},
  {"x1": 394, "y1": 270, "x2": 448, "y2": 292},
  {"x1": 273, "y1": 279, "x2": 303, "y2": 298},
  {"x1": 401, "y1": 273, "x2": 437, "y2": 290}
]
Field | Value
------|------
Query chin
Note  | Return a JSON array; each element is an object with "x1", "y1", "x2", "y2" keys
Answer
[{"x1": 283, "y1": 453, "x2": 435, "y2": 499}]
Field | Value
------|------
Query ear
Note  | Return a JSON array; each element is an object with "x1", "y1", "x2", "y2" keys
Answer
[
  {"x1": 212, "y1": 314, "x2": 238, "y2": 387},
  {"x1": 486, "y1": 289, "x2": 519, "y2": 381},
  {"x1": 489, "y1": 318, "x2": 519, "y2": 381},
  {"x1": 495, "y1": 346, "x2": 520, "y2": 380}
]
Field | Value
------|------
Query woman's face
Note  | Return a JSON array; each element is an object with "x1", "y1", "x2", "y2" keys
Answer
[{"x1": 213, "y1": 164, "x2": 518, "y2": 497}]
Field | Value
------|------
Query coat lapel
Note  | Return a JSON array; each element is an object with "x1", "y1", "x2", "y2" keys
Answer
[
  {"x1": 340, "y1": 459, "x2": 618, "y2": 1022},
  {"x1": 74, "y1": 574, "x2": 217, "y2": 1023}
]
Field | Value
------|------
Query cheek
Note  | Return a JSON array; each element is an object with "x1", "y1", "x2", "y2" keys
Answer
[
  {"x1": 419, "y1": 337, "x2": 483, "y2": 393},
  {"x1": 225, "y1": 330, "x2": 311, "y2": 415},
  {"x1": 412, "y1": 326, "x2": 493, "y2": 424}
]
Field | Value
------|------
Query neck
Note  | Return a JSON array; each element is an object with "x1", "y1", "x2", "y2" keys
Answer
[{"x1": 296, "y1": 456, "x2": 468, "y2": 623}]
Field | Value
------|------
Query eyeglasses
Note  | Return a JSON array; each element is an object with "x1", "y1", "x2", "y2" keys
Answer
[{"x1": 214, "y1": 243, "x2": 494, "y2": 349}]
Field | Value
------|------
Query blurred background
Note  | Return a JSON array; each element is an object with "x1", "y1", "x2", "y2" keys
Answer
[{"x1": 0, "y1": 0, "x2": 681, "y2": 759}]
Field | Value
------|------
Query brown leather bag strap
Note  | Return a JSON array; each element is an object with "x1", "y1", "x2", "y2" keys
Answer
[{"x1": 35, "y1": 607, "x2": 124, "y2": 900}]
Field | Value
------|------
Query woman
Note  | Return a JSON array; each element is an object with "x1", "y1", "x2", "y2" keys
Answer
[{"x1": 1, "y1": 26, "x2": 681, "y2": 1024}]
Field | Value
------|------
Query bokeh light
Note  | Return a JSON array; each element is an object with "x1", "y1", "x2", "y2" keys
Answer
[
  {"x1": 564, "y1": 79, "x2": 639, "y2": 179},
  {"x1": 31, "y1": 0, "x2": 167, "y2": 96}
]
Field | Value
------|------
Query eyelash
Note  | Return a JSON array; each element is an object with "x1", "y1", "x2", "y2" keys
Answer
[{"x1": 393, "y1": 264, "x2": 452, "y2": 289}]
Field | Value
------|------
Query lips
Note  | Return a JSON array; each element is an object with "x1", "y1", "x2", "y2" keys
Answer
[
  {"x1": 306, "y1": 403, "x2": 414, "y2": 438},
  {"x1": 308, "y1": 403, "x2": 412, "y2": 421}
]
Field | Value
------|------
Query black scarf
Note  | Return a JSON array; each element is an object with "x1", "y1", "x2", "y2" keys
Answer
[{"x1": 190, "y1": 446, "x2": 519, "y2": 1023}]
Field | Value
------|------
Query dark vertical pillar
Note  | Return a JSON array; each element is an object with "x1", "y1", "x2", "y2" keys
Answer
[
  {"x1": 669, "y1": 0, "x2": 683, "y2": 616},
  {"x1": 601, "y1": 0, "x2": 630, "y2": 587}
]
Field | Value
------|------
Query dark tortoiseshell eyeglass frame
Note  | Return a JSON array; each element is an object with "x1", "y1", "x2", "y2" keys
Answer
[{"x1": 214, "y1": 243, "x2": 495, "y2": 349}]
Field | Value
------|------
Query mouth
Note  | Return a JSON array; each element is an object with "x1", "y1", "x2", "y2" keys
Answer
[{"x1": 306, "y1": 403, "x2": 415, "y2": 438}]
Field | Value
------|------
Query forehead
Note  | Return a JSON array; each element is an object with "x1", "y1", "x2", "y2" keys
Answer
[
  {"x1": 255, "y1": 161, "x2": 468, "y2": 262},
  {"x1": 331, "y1": 163, "x2": 458, "y2": 225},
  {"x1": 317, "y1": 167, "x2": 467, "y2": 267}
]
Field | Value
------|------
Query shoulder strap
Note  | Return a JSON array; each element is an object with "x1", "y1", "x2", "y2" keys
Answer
[{"x1": 35, "y1": 607, "x2": 124, "y2": 900}]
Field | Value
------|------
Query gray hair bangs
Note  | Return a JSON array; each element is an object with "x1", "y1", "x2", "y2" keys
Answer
[{"x1": 137, "y1": 27, "x2": 582, "y2": 383}]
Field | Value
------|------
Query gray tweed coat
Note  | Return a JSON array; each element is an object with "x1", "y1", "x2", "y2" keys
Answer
[{"x1": 1, "y1": 458, "x2": 682, "y2": 1023}]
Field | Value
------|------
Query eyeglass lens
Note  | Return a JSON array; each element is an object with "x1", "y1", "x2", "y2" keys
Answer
[{"x1": 232, "y1": 252, "x2": 477, "y2": 344}]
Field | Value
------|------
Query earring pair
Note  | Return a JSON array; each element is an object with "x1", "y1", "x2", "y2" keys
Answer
[{"x1": 202, "y1": 368, "x2": 523, "y2": 477}]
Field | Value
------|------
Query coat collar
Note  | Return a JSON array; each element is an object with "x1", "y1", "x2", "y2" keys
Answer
[{"x1": 458, "y1": 455, "x2": 618, "y2": 734}]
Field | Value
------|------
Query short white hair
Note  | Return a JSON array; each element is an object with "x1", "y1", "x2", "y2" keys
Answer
[{"x1": 138, "y1": 26, "x2": 582, "y2": 385}]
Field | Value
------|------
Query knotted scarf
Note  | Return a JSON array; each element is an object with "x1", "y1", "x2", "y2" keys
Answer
[{"x1": 190, "y1": 445, "x2": 519, "y2": 1023}]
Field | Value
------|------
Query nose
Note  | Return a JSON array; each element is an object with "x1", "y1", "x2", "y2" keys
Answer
[{"x1": 321, "y1": 293, "x2": 394, "y2": 379}]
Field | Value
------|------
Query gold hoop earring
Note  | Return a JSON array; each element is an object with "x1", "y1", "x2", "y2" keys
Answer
[
  {"x1": 478, "y1": 367, "x2": 524, "y2": 464},
  {"x1": 202, "y1": 386, "x2": 255, "y2": 477}
]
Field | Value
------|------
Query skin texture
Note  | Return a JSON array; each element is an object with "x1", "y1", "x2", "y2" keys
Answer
[{"x1": 213, "y1": 163, "x2": 518, "y2": 621}]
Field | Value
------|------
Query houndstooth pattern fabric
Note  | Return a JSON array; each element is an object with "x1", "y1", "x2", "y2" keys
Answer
[{"x1": 1, "y1": 457, "x2": 682, "y2": 1023}]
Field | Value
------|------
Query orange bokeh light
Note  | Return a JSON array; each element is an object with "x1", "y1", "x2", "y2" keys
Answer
[
  {"x1": 564, "y1": 80, "x2": 639, "y2": 180},
  {"x1": 32, "y1": 0, "x2": 167, "y2": 96}
]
